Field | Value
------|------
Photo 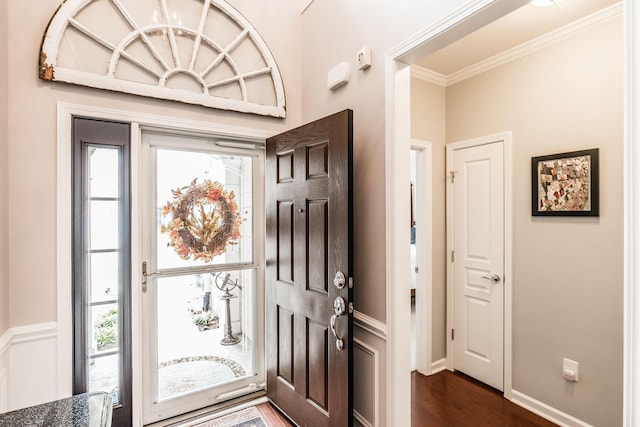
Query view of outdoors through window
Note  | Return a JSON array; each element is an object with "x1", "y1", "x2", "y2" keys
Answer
[
  {"x1": 85, "y1": 141, "x2": 258, "y2": 406},
  {"x1": 87, "y1": 146, "x2": 122, "y2": 404},
  {"x1": 151, "y1": 148, "x2": 256, "y2": 401}
]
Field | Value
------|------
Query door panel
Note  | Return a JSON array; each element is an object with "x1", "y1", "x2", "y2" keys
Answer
[
  {"x1": 266, "y1": 110, "x2": 353, "y2": 427},
  {"x1": 451, "y1": 141, "x2": 504, "y2": 391}
]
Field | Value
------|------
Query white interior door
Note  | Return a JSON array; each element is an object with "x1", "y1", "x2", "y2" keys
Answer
[{"x1": 448, "y1": 139, "x2": 504, "y2": 391}]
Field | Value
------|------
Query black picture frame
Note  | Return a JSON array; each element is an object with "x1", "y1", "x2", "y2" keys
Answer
[{"x1": 531, "y1": 148, "x2": 599, "y2": 217}]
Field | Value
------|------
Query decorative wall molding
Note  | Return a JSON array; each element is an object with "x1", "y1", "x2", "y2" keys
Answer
[
  {"x1": 353, "y1": 310, "x2": 386, "y2": 341},
  {"x1": 353, "y1": 410, "x2": 373, "y2": 427},
  {"x1": 40, "y1": 0, "x2": 286, "y2": 117},
  {"x1": 510, "y1": 390, "x2": 593, "y2": 427},
  {"x1": 10, "y1": 322, "x2": 57, "y2": 345},
  {"x1": 353, "y1": 338, "x2": 379, "y2": 427},
  {"x1": 0, "y1": 329, "x2": 11, "y2": 358},
  {"x1": 412, "y1": 3, "x2": 623, "y2": 87}
]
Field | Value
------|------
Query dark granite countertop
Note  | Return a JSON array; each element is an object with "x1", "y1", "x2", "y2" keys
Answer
[{"x1": 0, "y1": 391, "x2": 112, "y2": 426}]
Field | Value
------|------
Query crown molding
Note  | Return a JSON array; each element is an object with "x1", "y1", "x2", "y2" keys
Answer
[
  {"x1": 410, "y1": 66, "x2": 447, "y2": 87},
  {"x1": 412, "y1": 2, "x2": 623, "y2": 87}
]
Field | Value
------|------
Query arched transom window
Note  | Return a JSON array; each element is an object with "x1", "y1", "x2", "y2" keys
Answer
[{"x1": 40, "y1": 0, "x2": 286, "y2": 118}]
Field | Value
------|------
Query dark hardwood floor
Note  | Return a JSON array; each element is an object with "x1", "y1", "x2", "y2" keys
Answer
[{"x1": 411, "y1": 370, "x2": 558, "y2": 427}]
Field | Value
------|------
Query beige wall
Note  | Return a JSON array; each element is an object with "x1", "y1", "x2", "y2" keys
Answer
[
  {"x1": 300, "y1": 0, "x2": 471, "y2": 323},
  {"x1": 0, "y1": 0, "x2": 9, "y2": 335},
  {"x1": 5, "y1": 0, "x2": 625, "y2": 424},
  {"x1": 6, "y1": 0, "x2": 302, "y2": 327},
  {"x1": 445, "y1": 19, "x2": 623, "y2": 426},
  {"x1": 410, "y1": 78, "x2": 447, "y2": 361}
]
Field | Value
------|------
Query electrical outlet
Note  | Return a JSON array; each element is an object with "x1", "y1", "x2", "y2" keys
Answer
[
  {"x1": 356, "y1": 46, "x2": 371, "y2": 70},
  {"x1": 563, "y1": 357, "x2": 579, "y2": 382}
]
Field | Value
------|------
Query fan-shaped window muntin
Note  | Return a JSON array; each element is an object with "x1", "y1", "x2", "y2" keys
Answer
[{"x1": 41, "y1": 0, "x2": 286, "y2": 117}]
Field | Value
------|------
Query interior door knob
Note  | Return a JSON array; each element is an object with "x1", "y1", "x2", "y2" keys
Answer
[{"x1": 481, "y1": 274, "x2": 501, "y2": 284}]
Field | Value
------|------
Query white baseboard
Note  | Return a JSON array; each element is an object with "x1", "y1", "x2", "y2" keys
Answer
[
  {"x1": 510, "y1": 390, "x2": 593, "y2": 427},
  {"x1": 431, "y1": 358, "x2": 447, "y2": 374}
]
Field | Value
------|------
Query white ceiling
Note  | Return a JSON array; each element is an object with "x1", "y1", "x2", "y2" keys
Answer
[{"x1": 414, "y1": 0, "x2": 620, "y2": 76}]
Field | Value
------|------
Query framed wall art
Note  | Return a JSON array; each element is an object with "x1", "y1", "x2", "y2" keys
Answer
[{"x1": 531, "y1": 148, "x2": 599, "y2": 217}]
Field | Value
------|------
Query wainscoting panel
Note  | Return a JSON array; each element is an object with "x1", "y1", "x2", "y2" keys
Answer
[
  {"x1": 0, "y1": 367, "x2": 7, "y2": 413},
  {"x1": 353, "y1": 339, "x2": 377, "y2": 427},
  {"x1": 353, "y1": 310, "x2": 386, "y2": 427},
  {"x1": 0, "y1": 328, "x2": 11, "y2": 413},
  {"x1": 7, "y1": 323, "x2": 59, "y2": 411}
]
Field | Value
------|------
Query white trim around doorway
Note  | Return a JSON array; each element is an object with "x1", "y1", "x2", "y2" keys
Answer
[
  {"x1": 384, "y1": 2, "x2": 522, "y2": 425},
  {"x1": 386, "y1": 1, "x2": 638, "y2": 426},
  {"x1": 411, "y1": 140, "x2": 434, "y2": 376}
]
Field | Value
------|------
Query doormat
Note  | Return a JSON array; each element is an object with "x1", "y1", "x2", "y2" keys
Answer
[
  {"x1": 191, "y1": 403, "x2": 294, "y2": 427},
  {"x1": 158, "y1": 356, "x2": 247, "y2": 400}
]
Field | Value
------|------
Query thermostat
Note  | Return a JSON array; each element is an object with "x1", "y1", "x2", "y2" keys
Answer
[{"x1": 327, "y1": 62, "x2": 350, "y2": 91}]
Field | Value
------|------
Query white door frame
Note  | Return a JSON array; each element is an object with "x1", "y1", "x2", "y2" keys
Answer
[
  {"x1": 385, "y1": 1, "x2": 638, "y2": 426},
  {"x1": 411, "y1": 140, "x2": 433, "y2": 376},
  {"x1": 56, "y1": 102, "x2": 271, "y2": 427},
  {"x1": 445, "y1": 133, "x2": 513, "y2": 395}
]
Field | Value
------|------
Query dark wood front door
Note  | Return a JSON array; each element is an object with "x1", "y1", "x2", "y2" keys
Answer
[{"x1": 266, "y1": 110, "x2": 353, "y2": 427}]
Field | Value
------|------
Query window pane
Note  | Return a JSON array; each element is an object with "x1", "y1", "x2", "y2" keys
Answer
[
  {"x1": 90, "y1": 252, "x2": 119, "y2": 303},
  {"x1": 90, "y1": 304, "x2": 119, "y2": 354},
  {"x1": 88, "y1": 303, "x2": 120, "y2": 403},
  {"x1": 156, "y1": 149, "x2": 253, "y2": 269},
  {"x1": 89, "y1": 353, "x2": 121, "y2": 405},
  {"x1": 155, "y1": 269, "x2": 255, "y2": 401},
  {"x1": 89, "y1": 147, "x2": 119, "y2": 198},
  {"x1": 90, "y1": 200, "x2": 119, "y2": 250}
]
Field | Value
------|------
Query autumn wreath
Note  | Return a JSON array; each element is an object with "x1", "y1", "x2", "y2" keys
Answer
[{"x1": 160, "y1": 179, "x2": 242, "y2": 262}]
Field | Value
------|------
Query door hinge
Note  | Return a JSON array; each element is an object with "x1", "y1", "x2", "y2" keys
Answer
[
  {"x1": 349, "y1": 277, "x2": 354, "y2": 289},
  {"x1": 142, "y1": 261, "x2": 148, "y2": 293},
  {"x1": 451, "y1": 329, "x2": 455, "y2": 340},
  {"x1": 348, "y1": 302, "x2": 354, "y2": 314},
  {"x1": 449, "y1": 171, "x2": 457, "y2": 183},
  {"x1": 451, "y1": 250, "x2": 455, "y2": 262}
]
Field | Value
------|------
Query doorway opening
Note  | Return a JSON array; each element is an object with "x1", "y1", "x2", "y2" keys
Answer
[
  {"x1": 57, "y1": 103, "x2": 272, "y2": 426},
  {"x1": 387, "y1": 1, "x2": 628, "y2": 426},
  {"x1": 410, "y1": 142, "x2": 434, "y2": 376}
]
